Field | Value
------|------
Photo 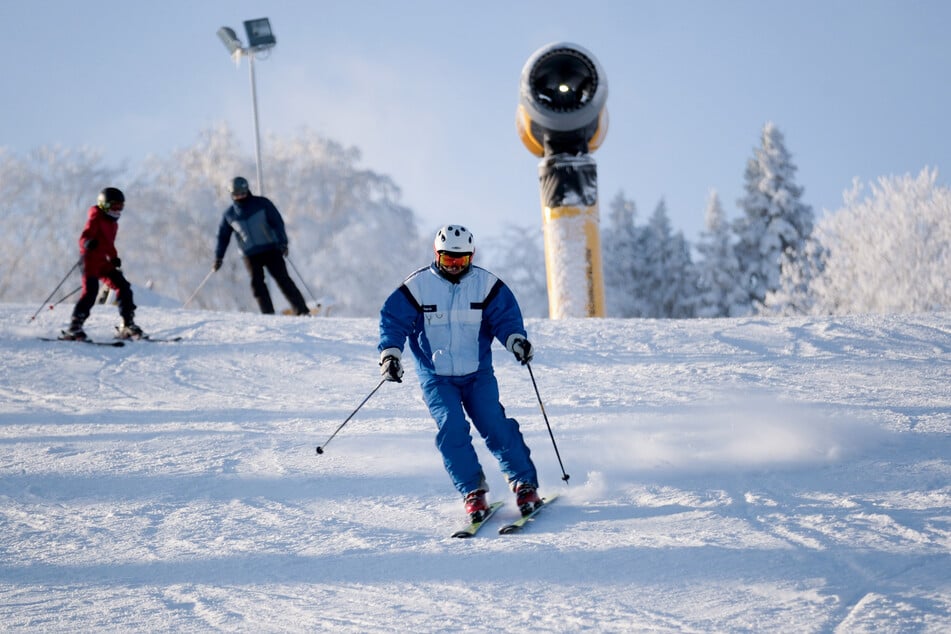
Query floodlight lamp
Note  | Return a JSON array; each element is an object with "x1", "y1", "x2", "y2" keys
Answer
[
  {"x1": 244, "y1": 18, "x2": 276, "y2": 50},
  {"x1": 217, "y1": 27, "x2": 243, "y2": 56}
]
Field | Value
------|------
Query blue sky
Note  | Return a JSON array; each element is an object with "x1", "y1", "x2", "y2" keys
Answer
[{"x1": 4, "y1": 1, "x2": 950, "y2": 243}]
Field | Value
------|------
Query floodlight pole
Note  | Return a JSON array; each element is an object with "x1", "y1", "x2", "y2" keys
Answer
[
  {"x1": 247, "y1": 51, "x2": 265, "y2": 196},
  {"x1": 217, "y1": 18, "x2": 275, "y2": 197}
]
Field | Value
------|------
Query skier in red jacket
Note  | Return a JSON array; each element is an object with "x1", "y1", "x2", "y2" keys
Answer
[{"x1": 64, "y1": 187, "x2": 144, "y2": 340}]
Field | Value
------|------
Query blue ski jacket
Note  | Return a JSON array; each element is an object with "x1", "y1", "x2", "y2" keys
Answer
[
  {"x1": 379, "y1": 263, "x2": 527, "y2": 377},
  {"x1": 215, "y1": 195, "x2": 289, "y2": 259}
]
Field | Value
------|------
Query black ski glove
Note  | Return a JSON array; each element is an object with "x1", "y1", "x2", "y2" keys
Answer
[
  {"x1": 83, "y1": 239, "x2": 98, "y2": 251},
  {"x1": 507, "y1": 334, "x2": 534, "y2": 365},
  {"x1": 379, "y1": 349, "x2": 403, "y2": 383},
  {"x1": 213, "y1": 259, "x2": 223, "y2": 272}
]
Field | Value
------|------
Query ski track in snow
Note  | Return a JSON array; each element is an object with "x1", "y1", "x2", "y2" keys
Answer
[{"x1": 1, "y1": 304, "x2": 949, "y2": 632}]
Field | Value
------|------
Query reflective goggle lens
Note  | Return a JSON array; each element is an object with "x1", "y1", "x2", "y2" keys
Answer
[{"x1": 437, "y1": 252, "x2": 471, "y2": 268}]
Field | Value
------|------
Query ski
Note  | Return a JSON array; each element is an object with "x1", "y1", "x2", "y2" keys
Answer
[
  {"x1": 451, "y1": 501, "x2": 504, "y2": 538},
  {"x1": 498, "y1": 494, "x2": 559, "y2": 535},
  {"x1": 40, "y1": 336, "x2": 125, "y2": 348},
  {"x1": 115, "y1": 327, "x2": 182, "y2": 343}
]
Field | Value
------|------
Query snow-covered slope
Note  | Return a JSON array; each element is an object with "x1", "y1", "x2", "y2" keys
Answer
[{"x1": 1, "y1": 304, "x2": 949, "y2": 632}]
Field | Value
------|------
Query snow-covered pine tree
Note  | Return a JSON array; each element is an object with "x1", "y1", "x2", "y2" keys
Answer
[
  {"x1": 733, "y1": 122, "x2": 814, "y2": 314},
  {"x1": 641, "y1": 200, "x2": 696, "y2": 318},
  {"x1": 695, "y1": 189, "x2": 747, "y2": 317},
  {"x1": 602, "y1": 191, "x2": 642, "y2": 317},
  {"x1": 602, "y1": 193, "x2": 697, "y2": 318},
  {"x1": 763, "y1": 235, "x2": 827, "y2": 316}
]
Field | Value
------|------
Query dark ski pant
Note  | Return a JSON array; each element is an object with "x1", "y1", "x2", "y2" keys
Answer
[
  {"x1": 244, "y1": 249, "x2": 309, "y2": 315},
  {"x1": 419, "y1": 368, "x2": 538, "y2": 497},
  {"x1": 72, "y1": 268, "x2": 135, "y2": 325}
]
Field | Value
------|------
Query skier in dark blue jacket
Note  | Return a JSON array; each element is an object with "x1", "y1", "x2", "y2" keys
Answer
[
  {"x1": 214, "y1": 176, "x2": 309, "y2": 315},
  {"x1": 378, "y1": 224, "x2": 542, "y2": 522}
]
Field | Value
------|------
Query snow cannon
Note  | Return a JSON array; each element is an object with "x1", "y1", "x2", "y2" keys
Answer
[{"x1": 517, "y1": 42, "x2": 608, "y2": 318}]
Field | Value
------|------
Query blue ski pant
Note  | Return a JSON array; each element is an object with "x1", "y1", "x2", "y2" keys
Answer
[{"x1": 419, "y1": 368, "x2": 538, "y2": 497}]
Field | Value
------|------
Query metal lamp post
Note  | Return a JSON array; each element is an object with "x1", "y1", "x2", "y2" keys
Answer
[{"x1": 216, "y1": 18, "x2": 277, "y2": 195}]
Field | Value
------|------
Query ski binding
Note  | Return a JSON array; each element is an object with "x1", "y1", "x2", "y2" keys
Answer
[
  {"x1": 451, "y1": 501, "x2": 504, "y2": 538},
  {"x1": 499, "y1": 494, "x2": 559, "y2": 534}
]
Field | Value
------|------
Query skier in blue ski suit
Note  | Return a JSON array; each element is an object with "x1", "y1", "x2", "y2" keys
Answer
[{"x1": 378, "y1": 225, "x2": 542, "y2": 520}]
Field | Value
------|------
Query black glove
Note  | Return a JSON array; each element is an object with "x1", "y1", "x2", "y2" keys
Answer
[
  {"x1": 83, "y1": 239, "x2": 98, "y2": 251},
  {"x1": 213, "y1": 259, "x2": 223, "y2": 272},
  {"x1": 380, "y1": 352, "x2": 403, "y2": 383},
  {"x1": 282, "y1": 246, "x2": 289, "y2": 258},
  {"x1": 509, "y1": 335, "x2": 534, "y2": 365},
  {"x1": 112, "y1": 257, "x2": 122, "y2": 270}
]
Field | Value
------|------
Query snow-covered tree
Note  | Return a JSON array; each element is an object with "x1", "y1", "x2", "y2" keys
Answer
[
  {"x1": 763, "y1": 234, "x2": 827, "y2": 316},
  {"x1": 601, "y1": 192, "x2": 698, "y2": 318},
  {"x1": 188, "y1": 127, "x2": 421, "y2": 315},
  {"x1": 0, "y1": 146, "x2": 120, "y2": 301},
  {"x1": 694, "y1": 189, "x2": 747, "y2": 317},
  {"x1": 646, "y1": 200, "x2": 696, "y2": 318},
  {"x1": 481, "y1": 224, "x2": 548, "y2": 318},
  {"x1": 807, "y1": 168, "x2": 951, "y2": 314},
  {"x1": 262, "y1": 128, "x2": 421, "y2": 315},
  {"x1": 1, "y1": 125, "x2": 422, "y2": 316},
  {"x1": 129, "y1": 123, "x2": 247, "y2": 311},
  {"x1": 733, "y1": 122, "x2": 814, "y2": 314},
  {"x1": 602, "y1": 191, "x2": 643, "y2": 317}
]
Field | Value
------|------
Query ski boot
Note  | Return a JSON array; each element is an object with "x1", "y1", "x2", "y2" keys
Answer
[
  {"x1": 116, "y1": 320, "x2": 145, "y2": 340},
  {"x1": 515, "y1": 483, "x2": 542, "y2": 517},
  {"x1": 464, "y1": 489, "x2": 490, "y2": 523},
  {"x1": 61, "y1": 323, "x2": 88, "y2": 341}
]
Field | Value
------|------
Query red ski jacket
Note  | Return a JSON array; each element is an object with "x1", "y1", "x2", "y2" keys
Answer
[{"x1": 78, "y1": 206, "x2": 120, "y2": 278}]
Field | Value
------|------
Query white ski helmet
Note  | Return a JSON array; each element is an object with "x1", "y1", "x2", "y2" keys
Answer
[{"x1": 433, "y1": 225, "x2": 475, "y2": 254}]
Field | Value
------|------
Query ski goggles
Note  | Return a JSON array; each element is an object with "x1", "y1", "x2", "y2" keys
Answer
[{"x1": 437, "y1": 252, "x2": 472, "y2": 269}]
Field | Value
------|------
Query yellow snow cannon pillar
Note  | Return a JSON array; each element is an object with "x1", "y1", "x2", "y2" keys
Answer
[{"x1": 517, "y1": 42, "x2": 608, "y2": 318}]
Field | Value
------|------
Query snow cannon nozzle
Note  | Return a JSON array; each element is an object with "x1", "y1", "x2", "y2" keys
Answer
[{"x1": 517, "y1": 41, "x2": 608, "y2": 157}]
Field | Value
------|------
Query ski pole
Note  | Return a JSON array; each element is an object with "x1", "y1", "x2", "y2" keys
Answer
[
  {"x1": 316, "y1": 378, "x2": 387, "y2": 455},
  {"x1": 183, "y1": 268, "x2": 215, "y2": 308},
  {"x1": 526, "y1": 362, "x2": 571, "y2": 484},
  {"x1": 286, "y1": 255, "x2": 319, "y2": 306},
  {"x1": 29, "y1": 258, "x2": 81, "y2": 323},
  {"x1": 53, "y1": 285, "x2": 82, "y2": 308}
]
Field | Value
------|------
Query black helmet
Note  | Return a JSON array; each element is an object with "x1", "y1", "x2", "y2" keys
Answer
[
  {"x1": 229, "y1": 176, "x2": 251, "y2": 197},
  {"x1": 97, "y1": 187, "x2": 125, "y2": 210}
]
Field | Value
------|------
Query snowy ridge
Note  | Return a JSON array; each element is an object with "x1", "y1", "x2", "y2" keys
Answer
[{"x1": 1, "y1": 304, "x2": 949, "y2": 631}]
